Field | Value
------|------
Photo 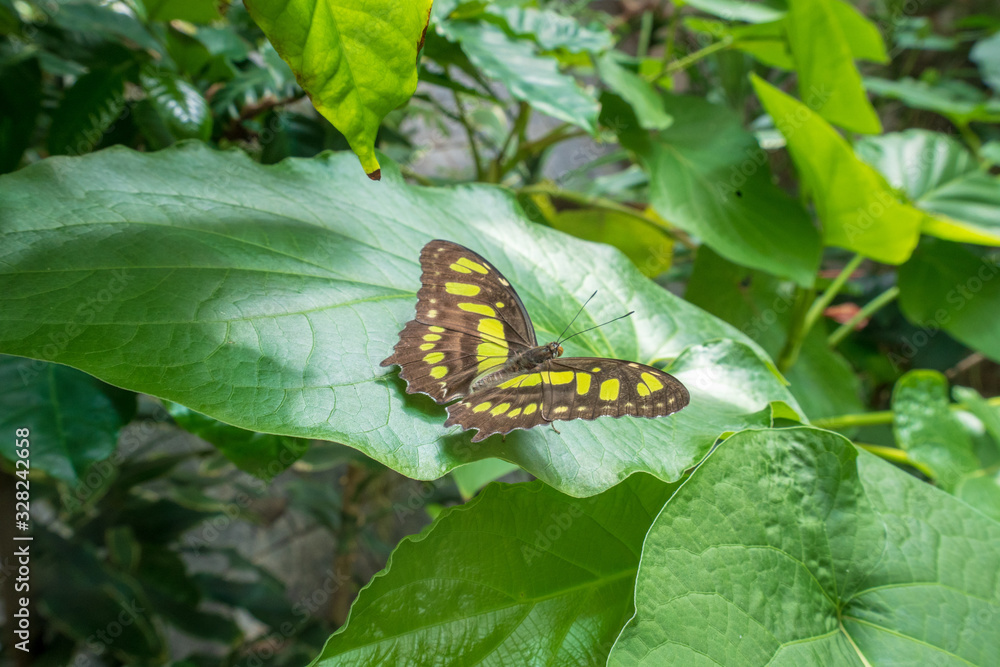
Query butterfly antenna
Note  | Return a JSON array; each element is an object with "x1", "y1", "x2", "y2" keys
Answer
[
  {"x1": 559, "y1": 311, "x2": 635, "y2": 345},
  {"x1": 556, "y1": 291, "x2": 598, "y2": 344}
]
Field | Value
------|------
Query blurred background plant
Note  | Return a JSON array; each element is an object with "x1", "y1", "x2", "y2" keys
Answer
[{"x1": 1, "y1": 0, "x2": 999, "y2": 665}]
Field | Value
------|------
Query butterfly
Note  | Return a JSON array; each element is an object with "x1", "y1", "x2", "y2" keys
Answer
[{"x1": 381, "y1": 240, "x2": 689, "y2": 442}]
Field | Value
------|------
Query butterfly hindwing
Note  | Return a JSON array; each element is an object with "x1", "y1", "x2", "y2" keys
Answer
[
  {"x1": 444, "y1": 358, "x2": 689, "y2": 442},
  {"x1": 444, "y1": 375, "x2": 548, "y2": 442},
  {"x1": 381, "y1": 240, "x2": 535, "y2": 403}
]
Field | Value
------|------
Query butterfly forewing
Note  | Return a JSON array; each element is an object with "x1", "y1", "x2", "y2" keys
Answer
[{"x1": 381, "y1": 240, "x2": 535, "y2": 403}]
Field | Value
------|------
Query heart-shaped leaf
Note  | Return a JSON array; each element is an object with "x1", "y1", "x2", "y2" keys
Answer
[
  {"x1": 610, "y1": 427, "x2": 1000, "y2": 665},
  {"x1": 309, "y1": 473, "x2": 677, "y2": 666},
  {"x1": 0, "y1": 143, "x2": 802, "y2": 496}
]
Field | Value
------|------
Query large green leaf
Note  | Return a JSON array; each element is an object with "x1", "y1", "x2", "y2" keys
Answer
[
  {"x1": 856, "y1": 129, "x2": 1000, "y2": 245},
  {"x1": 865, "y1": 76, "x2": 1000, "y2": 126},
  {"x1": 0, "y1": 143, "x2": 801, "y2": 496},
  {"x1": 610, "y1": 427, "x2": 1000, "y2": 665},
  {"x1": 0, "y1": 356, "x2": 133, "y2": 483},
  {"x1": 892, "y1": 370, "x2": 980, "y2": 491},
  {"x1": 310, "y1": 473, "x2": 676, "y2": 666},
  {"x1": 244, "y1": 0, "x2": 432, "y2": 178},
  {"x1": 439, "y1": 19, "x2": 598, "y2": 132},
  {"x1": 898, "y1": 239, "x2": 1000, "y2": 363},
  {"x1": 786, "y1": 0, "x2": 881, "y2": 134},
  {"x1": 752, "y1": 75, "x2": 923, "y2": 264},
  {"x1": 611, "y1": 92, "x2": 820, "y2": 286}
]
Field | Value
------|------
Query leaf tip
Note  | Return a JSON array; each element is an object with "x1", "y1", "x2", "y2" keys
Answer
[{"x1": 367, "y1": 169, "x2": 382, "y2": 181}]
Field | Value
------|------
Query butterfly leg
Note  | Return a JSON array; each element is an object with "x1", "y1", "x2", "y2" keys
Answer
[{"x1": 549, "y1": 422, "x2": 560, "y2": 435}]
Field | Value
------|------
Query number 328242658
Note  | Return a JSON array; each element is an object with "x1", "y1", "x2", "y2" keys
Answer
[{"x1": 14, "y1": 428, "x2": 29, "y2": 522}]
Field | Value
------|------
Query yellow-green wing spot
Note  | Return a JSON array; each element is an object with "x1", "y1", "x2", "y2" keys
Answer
[
  {"x1": 541, "y1": 371, "x2": 574, "y2": 385},
  {"x1": 638, "y1": 371, "x2": 666, "y2": 396},
  {"x1": 576, "y1": 373, "x2": 591, "y2": 396},
  {"x1": 600, "y1": 379, "x2": 620, "y2": 401},
  {"x1": 476, "y1": 317, "x2": 509, "y2": 374},
  {"x1": 459, "y1": 303, "x2": 496, "y2": 317},
  {"x1": 445, "y1": 282, "x2": 481, "y2": 296},
  {"x1": 498, "y1": 374, "x2": 543, "y2": 388},
  {"x1": 456, "y1": 257, "x2": 489, "y2": 273}
]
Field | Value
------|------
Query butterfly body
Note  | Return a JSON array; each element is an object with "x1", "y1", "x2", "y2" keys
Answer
[
  {"x1": 381, "y1": 240, "x2": 689, "y2": 442},
  {"x1": 471, "y1": 341, "x2": 563, "y2": 393}
]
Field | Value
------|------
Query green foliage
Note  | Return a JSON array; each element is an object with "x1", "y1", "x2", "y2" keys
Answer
[
  {"x1": 1, "y1": 0, "x2": 999, "y2": 665},
  {"x1": 752, "y1": 74, "x2": 924, "y2": 264},
  {"x1": 311, "y1": 474, "x2": 676, "y2": 665},
  {"x1": 0, "y1": 144, "x2": 799, "y2": 496},
  {"x1": 611, "y1": 427, "x2": 1000, "y2": 665},
  {"x1": 243, "y1": 0, "x2": 432, "y2": 177}
]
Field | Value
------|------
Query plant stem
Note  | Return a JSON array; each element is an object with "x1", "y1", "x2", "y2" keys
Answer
[
  {"x1": 855, "y1": 443, "x2": 934, "y2": 477},
  {"x1": 828, "y1": 285, "x2": 900, "y2": 347},
  {"x1": 637, "y1": 10, "x2": 654, "y2": 60},
  {"x1": 518, "y1": 184, "x2": 698, "y2": 250},
  {"x1": 774, "y1": 286, "x2": 813, "y2": 373},
  {"x1": 399, "y1": 165, "x2": 434, "y2": 186},
  {"x1": 776, "y1": 254, "x2": 864, "y2": 372},
  {"x1": 653, "y1": 36, "x2": 733, "y2": 79},
  {"x1": 452, "y1": 89, "x2": 484, "y2": 181},
  {"x1": 490, "y1": 102, "x2": 531, "y2": 182},
  {"x1": 813, "y1": 396, "x2": 1000, "y2": 430},
  {"x1": 956, "y1": 120, "x2": 982, "y2": 153},
  {"x1": 498, "y1": 124, "x2": 583, "y2": 179}
]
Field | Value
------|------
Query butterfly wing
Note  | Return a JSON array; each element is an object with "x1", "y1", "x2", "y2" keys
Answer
[
  {"x1": 444, "y1": 357, "x2": 689, "y2": 442},
  {"x1": 444, "y1": 371, "x2": 549, "y2": 442},
  {"x1": 538, "y1": 357, "x2": 689, "y2": 421},
  {"x1": 381, "y1": 240, "x2": 537, "y2": 403}
]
